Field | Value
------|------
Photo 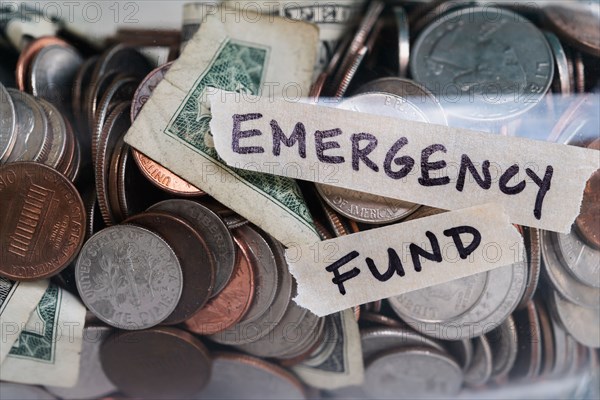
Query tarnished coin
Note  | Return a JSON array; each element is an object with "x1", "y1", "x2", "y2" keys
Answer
[
  {"x1": 5, "y1": 89, "x2": 50, "y2": 163},
  {"x1": 0, "y1": 83, "x2": 17, "y2": 163},
  {"x1": 0, "y1": 162, "x2": 86, "y2": 281},
  {"x1": 575, "y1": 139, "x2": 600, "y2": 249},
  {"x1": 556, "y1": 226, "x2": 600, "y2": 288},
  {"x1": 100, "y1": 327, "x2": 212, "y2": 399},
  {"x1": 45, "y1": 326, "x2": 117, "y2": 399},
  {"x1": 510, "y1": 301, "x2": 542, "y2": 381},
  {"x1": 149, "y1": 199, "x2": 236, "y2": 297},
  {"x1": 544, "y1": 5, "x2": 600, "y2": 57},
  {"x1": 411, "y1": 7, "x2": 554, "y2": 121},
  {"x1": 197, "y1": 352, "x2": 306, "y2": 399},
  {"x1": 37, "y1": 99, "x2": 67, "y2": 169},
  {"x1": 185, "y1": 239, "x2": 255, "y2": 335},
  {"x1": 364, "y1": 347, "x2": 463, "y2": 399},
  {"x1": 75, "y1": 225, "x2": 183, "y2": 330},
  {"x1": 486, "y1": 315, "x2": 518, "y2": 380},
  {"x1": 125, "y1": 211, "x2": 216, "y2": 324},
  {"x1": 29, "y1": 44, "x2": 83, "y2": 107},
  {"x1": 464, "y1": 335, "x2": 492, "y2": 387},
  {"x1": 361, "y1": 327, "x2": 446, "y2": 362},
  {"x1": 552, "y1": 291, "x2": 600, "y2": 349}
]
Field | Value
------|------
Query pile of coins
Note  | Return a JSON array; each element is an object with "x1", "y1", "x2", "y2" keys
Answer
[{"x1": 0, "y1": 1, "x2": 599, "y2": 399}]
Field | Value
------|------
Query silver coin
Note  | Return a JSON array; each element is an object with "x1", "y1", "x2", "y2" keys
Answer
[
  {"x1": 549, "y1": 307, "x2": 569, "y2": 378},
  {"x1": 555, "y1": 226, "x2": 600, "y2": 288},
  {"x1": 0, "y1": 82, "x2": 17, "y2": 163},
  {"x1": 552, "y1": 291, "x2": 600, "y2": 348},
  {"x1": 544, "y1": 31, "x2": 571, "y2": 94},
  {"x1": 464, "y1": 335, "x2": 493, "y2": 387},
  {"x1": 6, "y1": 89, "x2": 49, "y2": 163},
  {"x1": 361, "y1": 327, "x2": 446, "y2": 362},
  {"x1": 279, "y1": 316, "x2": 326, "y2": 360},
  {"x1": 30, "y1": 44, "x2": 83, "y2": 107},
  {"x1": 445, "y1": 339, "x2": 473, "y2": 372},
  {"x1": 541, "y1": 230, "x2": 600, "y2": 308},
  {"x1": 75, "y1": 225, "x2": 183, "y2": 330},
  {"x1": 518, "y1": 227, "x2": 541, "y2": 309},
  {"x1": 510, "y1": 301, "x2": 542, "y2": 381},
  {"x1": 0, "y1": 383, "x2": 57, "y2": 400},
  {"x1": 411, "y1": 7, "x2": 554, "y2": 121},
  {"x1": 364, "y1": 347, "x2": 463, "y2": 399},
  {"x1": 37, "y1": 99, "x2": 67, "y2": 169},
  {"x1": 486, "y1": 315, "x2": 518, "y2": 379},
  {"x1": 196, "y1": 353, "x2": 306, "y2": 399},
  {"x1": 45, "y1": 326, "x2": 117, "y2": 399},
  {"x1": 148, "y1": 199, "x2": 236, "y2": 296},
  {"x1": 394, "y1": 7, "x2": 409, "y2": 77}
]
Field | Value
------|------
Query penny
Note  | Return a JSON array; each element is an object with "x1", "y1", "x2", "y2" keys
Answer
[
  {"x1": 100, "y1": 327, "x2": 212, "y2": 399},
  {"x1": 0, "y1": 162, "x2": 86, "y2": 281},
  {"x1": 361, "y1": 327, "x2": 446, "y2": 362},
  {"x1": 360, "y1": 312, "x2": 404, "y2": 329},
  {"x1": 575, "y1": 138, "x2": 600, "y2": 249},
  {"x1": 411, "y1": 7, "x2": 554, "y2": 121},
  {"x1": 15, "y1": 36, "x2": 70, "y2": 91},
  {"x1": 544, "y1": 31, "x2": 571, "y2": 94},
  {"x1": 124, "y1": 211, "x2": 216, "y2": 324},
  {"x1": 535, "y1": 299, "x2": 555, "y2": 378},
  {"x1": 185, "y1": 238, "x2": 254, "y2": 335},
  {"x1": 556, "y1": 225, "x2": 600, "y2": 288},
  {"x1": 364, "y1": 347, "x2": 463, "y2": 399},
  {"x1": 149, "y1": 199, "x2": 236, "y2": 296},
  {"x1": 518, "y1": 227, "x2": 541, "y2": 309},
  {"x1": 132, "y1": 150, "x2": 204, "y2": 196},
  {"x1": 197, "y1": 352, "x2": 306, "y2": 399},
  {"x1": 75, "y1": 225, "x2": 183, "y2": 330},
  {"x1": 130, "y1": 61, "x2": 173, "y2": 121},
  {"x1": 29, "y1": 44, "x2": 83, "y2": 108},
  {"x1": 552, "y1": 291, "x2": 600, "y2": 349},
  {"x1": 0, "y1": 82, "x2": 17, "y2": 163},
  {"x1": 486, "y1": 315, "x2": 518, "y2": 380},
  {"x1": 45, "y1": 326, "x2": 117, "y2": 399},
  {"x1": 464, "y1": 335, "x2": 492, "y2": 387},
  {"x1": 5, "y1": 89, "x2": 50, "y2": 163},
  {"x1": 544, "y1": 5, "x2": 600, "y2": 57},
  {"x1": 0, "y1": 383, "x2": 57, "y2": 400},
  {"x1": 510, "y1": 301, "x2": 542, "y2": 380},
  {"x1": 37, "y1": 99, "x2": 67, "y2": 169}
]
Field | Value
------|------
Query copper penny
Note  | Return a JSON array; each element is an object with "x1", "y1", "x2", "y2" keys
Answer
[
  {"x1": 0, "y1": 162, "x2": 85, "y2": 281},
  {"x1": 124, "y1": 211, "x2": 216, "y2": 325},
  {"x1": 575, "y1": 138, "x2": 600, "y2": 249},
  {"x1": 184, "y1": 237, "x2": 255, "y2": 335},
  {"x1": 100, "y1": 327, "x2": 212, "y2": 399},
  {"x1": 15, "y1": 36, "x2": 70, "y2": 91}
]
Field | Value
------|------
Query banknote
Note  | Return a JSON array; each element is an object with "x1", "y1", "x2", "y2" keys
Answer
[
  {"x1": 292, "y1": 309, "x2": 364, "y2": 389},
  {"x1": 0, "y1": 283, "x2": 87, "y2": 387},
  {"x1": 125, "y1": 9, "x2": 320, "y2": 247},
  {"x1": 0, "y1": 278, "x2": 48, "y2": 363}
]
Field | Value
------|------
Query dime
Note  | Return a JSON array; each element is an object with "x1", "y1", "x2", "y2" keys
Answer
[
  {"x1": 575, "y1": 138, "x2": 600, "y2": 249},
  {"x1": 0, "y1": 162, "x2": 86, "y2": 281},
  {"x1": 37, "y1": 99, "x2": 67, "y2": 169},
  {"x1": 363, "y1": 347, "x2": 463, "y2": 399},
  {"x1": 100, "y1": 327, "x2": 212, "y2": 399},
  {"x1": 75, "y1": 225, "x2": 183, "y2": 330},
  {"x1": 360, "y1": 327, "x2": 446, "y2": 362},
  {"x1": 555, "y1": 225, "x2": 600, "y2": 288},
  {"x1": 486, "y1": 315, "x2": 518, "y2": 380},
  {"x1": 464, "y1": 335, "x2": 492, "y2": 387},
  {"x1": 551, "y1": 291, "x2": 600, "y2": 349},
  {"x1": 29, "y1": 44, "x2": 83, "y2": 108},
  {"x1": 185, "y1": 239, "x2": 254, "y2": 335},
  {"x1": 0, "y1": 83, "x2": 17, "y2": 163},
  {"x1": 411, "y1": 7, "x2": 554, "y2": 121},
  {"x1": 149, "y1": 199, "x2": 236, "y2": 297},
  {"x1": 125, "y1": 211, "x2": 216, "y2": 324},
  {"x1": 544, "y1": 5, "x2": 600, "y2": 57},
  {"x1": 510, "y1": 301, "x2": 542, "y2": 380},
  {"x1": 45, "y1": 326, "x2": 117, "y2": 399},
  {"x1": 197, "y1": 352, "x2": 306, "y2": 399}
]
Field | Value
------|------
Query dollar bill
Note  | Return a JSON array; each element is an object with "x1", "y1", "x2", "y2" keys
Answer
[
  {"x1": 125, "y1": 9, "x2": 320, "y2": 247},
  {"x1": 0, "y1": 277, "x2": 48, "y2": 363},
  {"x1": 0, "y1": 283, "x2": 87, "y2": 387},
  {"x1": 292, "y1": 308, "x2": 364, "y2": 389}
]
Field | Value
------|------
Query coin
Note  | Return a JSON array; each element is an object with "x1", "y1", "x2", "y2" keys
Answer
[
  {"x1": 130, "y1": 61, "x2": 173, "y2": 121},
  {"x1": 575, "y1": 138, "x2": 600, "y2": 249},
  {"x1": 72, "y1": 55, "x2": 99, "y2": 135},
  {"x1": 107, "y1": 138, "x2": 127, "y2": 222},
  {"x1": 486, "y1": 315, "x2": 518, "y2": 380},
  {"x1": 548, "y1": 305, "x2": 569, "y2": 378},
  {"x1": 544, "y1": 5, "x2": 600, "y2": 57},
  {"x1": 278, "y1": 316, "x2": 326, "y2": 361},
  {"x1": 37, "y1": 99, "x2": 67, "y2": 169},
  {"x1": 45, "y1": 326, "x2": 117, "y2": 399},
  {"x1": 148, "y1": 199, "x2": 236, "y2": 297},
  {"x1": 87, "y1": 71, "x2": 120, "y2": 136},
  {"x1": 363, "y1": 347, "x2": 463, "y2": 399},
  {"x1": 0, "y1": 82, "x2": 17, "y2": 163},
  {"x1": 518, "y1": 227, "x2": 541, "y2": 309},
  {"x1": 15, "y1": 36, "x2": 70, "y2": 91},
  {"x1": 100, "y1": 327, "x2": 212, "y2": 399},
  {"x1": 124, "y1": 211, "x2": 216, "y2": 324},
  {"x1": 394, "y1": 7, "x2": 409, "y2": 77},
  {"x1": 185, "y1": 238, "x2": 255, "y2": 335},
  {"x1": 510, "y1": 301, "x2": 542, "y2": 380},
  {"x1": 93, "y1": 76, "x2": 139, "y2": 139},
  {"x1": 445, "y1": 339, "x2": 473, "y2": 372},
  {"x1": 0, "y1": 162, "x2": 86, "y2": 281},
  {"x1": 360, "y1": 311, "x2": 404, "y2": 329},
  {"x1": 197, "y1": 352, "x2": 306, "y2": 399},
  {"x1": 411, "y1": 7, "x2": 554, "y2": 121},
  {"x1": 91, "y1": 44, "x2": 153, "y2": 83},
  {"x1": 75, "y1": 225, "x2": 183, "y2": 330},
  {"x1": 29, "y1": 44, "x2": 83, "y2": 108},
  {"x1": 544, "y1": 32, "x2": 571, "y2": 94},
  {"x1": 551, "y1": 291, "x2": 600, "y2": 349},
  {"x1": 5, "y1": 89, "x2": 50, "y2": 163},
  {"x1": 361, "y1": 327, "x2": 446, "y2": 362},
  {"x1": 464, "y1": 335, "x2": 492, "y2": 387},
  {"x1": 535, "y1": 299, "x2": 555, "y2": 378},
  {"x1": 555, "y1": 225, "x2": 600, "y2": 288}
]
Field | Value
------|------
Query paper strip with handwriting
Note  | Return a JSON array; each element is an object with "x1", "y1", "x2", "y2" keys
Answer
[
  {"x1": 124, "y1": 11, "x2": 320, "y2": 247},
  {"x1": 209, "y1": 89, "x2": 600, "y2": 233},
  {"x1": 284, "y1": 204, "x2": 523, "y2": 317}
]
